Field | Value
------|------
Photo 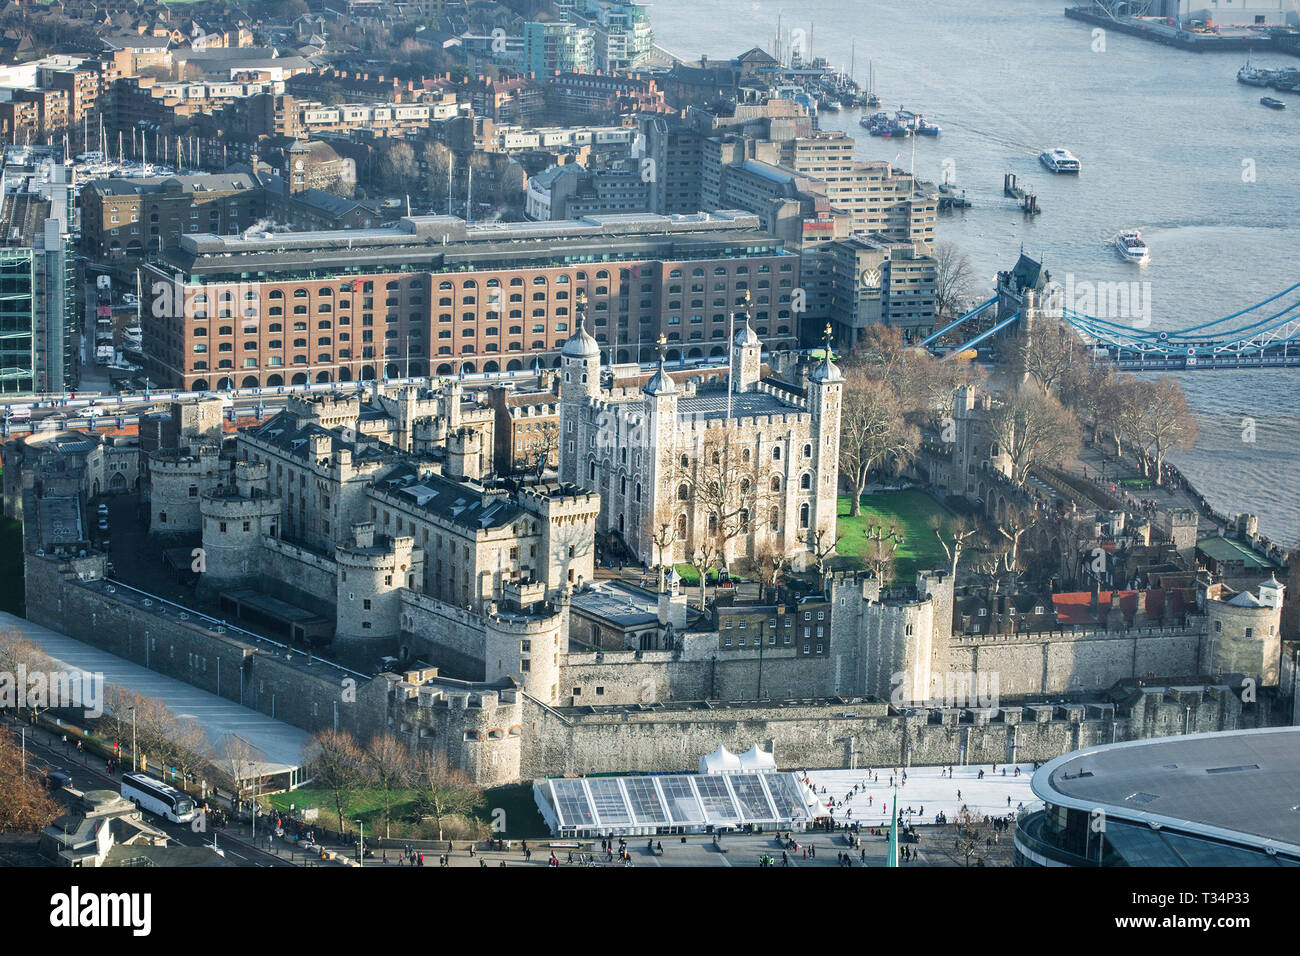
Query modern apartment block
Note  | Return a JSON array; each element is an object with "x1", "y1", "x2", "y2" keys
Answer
[
  {"x1": 523, "y1": 19, "x2": 595, "y2": 76},
  {"x1": 566, "y1": 0, "x2": 653, "y2": 72},
  {"x1": 0, "y1": 191, "x2": 76, "y2": 394},
  {"x1": 140, "y1": 211, "x2": 799, "y2": 391}
]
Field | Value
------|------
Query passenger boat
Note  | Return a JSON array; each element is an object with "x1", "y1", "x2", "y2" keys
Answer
[
  {"x1": 1260, "y1": 96, "x2": 1287, "y2": 110},
  {"x1": 1039, "y1": 148, "x2": 1081, "y2": 174},
  {"x1": 1114, "y1": 229, "x2": 1149, "y2": 263}
]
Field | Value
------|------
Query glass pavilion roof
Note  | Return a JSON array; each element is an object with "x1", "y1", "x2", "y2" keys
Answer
[{"x1": 539, "y1": 772, "x2": 817, "y2": 831}]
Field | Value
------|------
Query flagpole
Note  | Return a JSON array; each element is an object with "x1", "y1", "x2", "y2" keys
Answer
[{"x1": 886, "y1": 786, "x2": 899, "y2": 867}]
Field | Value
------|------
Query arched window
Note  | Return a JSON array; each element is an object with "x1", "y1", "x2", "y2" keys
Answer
[
  {"x1": 769, "y1": 507, "x2": 780, "y2": 531},
  {"x1": 773, "y1": 446, "x2": 781, "y2": 461},
  {"x1": 799, "y1": 503, "x2": 810, "y2": 528},
  {"x1": 803, "y1": 443, "x2": 812, "y2": 458},
  {"x1": 800, "y1": 473, "x2": 812, "y2": 490},
  {"x1": 678, "y1": 483, "x2": 690, "y2": 501},
  {"x1": 676, "y1": 513, "x2": 687, "y2": 539},
  {"x1": 770, "y1": 476, "x2": 781, "y2": 492}
]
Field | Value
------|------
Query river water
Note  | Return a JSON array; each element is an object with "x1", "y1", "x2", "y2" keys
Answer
[{"x1": 651, "y1": 0, "x2": 1300, "y2": 545}]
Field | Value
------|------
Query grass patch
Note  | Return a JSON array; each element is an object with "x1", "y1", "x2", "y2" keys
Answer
[
  {"x1": 834, "y1": 490, "x2": 957, "y2": 582},
  {"x1": 265, "y1": 781, "x2": 548, "y2": 839},
  {"x1": 0, "y1": 516, "x2": 23, "y2": 615},
  {"x1": 672, "y1": 564, "x2": 746, "y2": 587},
  {"x1": 1119, "y1": 477, "x2": 1155, "y2": 490}
]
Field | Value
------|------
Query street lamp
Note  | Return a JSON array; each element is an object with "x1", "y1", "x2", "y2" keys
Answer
[
  {"x1": 128, "y1": 706, "x2": 137, "y2": 773},
  {"x1": 355, "y1": 818, "x2": 365, "y2": 867}
]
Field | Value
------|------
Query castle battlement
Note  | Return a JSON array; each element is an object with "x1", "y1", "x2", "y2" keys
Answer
[{"x1": 949, "y1": 622, "x2": 1206, "y2": 646}]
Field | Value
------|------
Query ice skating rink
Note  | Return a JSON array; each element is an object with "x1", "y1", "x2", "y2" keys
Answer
[{"x1": 802, "y1": 763, "x2": 1037, "y2": 827}]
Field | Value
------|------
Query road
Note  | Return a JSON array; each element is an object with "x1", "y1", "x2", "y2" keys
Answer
[{"x1": 5, "y1": 713, "x2": 300, "y2": 867}]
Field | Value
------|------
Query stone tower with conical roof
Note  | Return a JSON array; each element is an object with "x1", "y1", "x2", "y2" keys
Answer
[
  {"x1": 559, "y1": 290, "x2": 601, "y2": 485},
  {"x1": 806, "y1": 323, "x2": 844, "y2": 558}
]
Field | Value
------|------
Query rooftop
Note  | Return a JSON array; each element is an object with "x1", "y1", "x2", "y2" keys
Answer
[
  {"x1": 570, "y1": 579, "x2": 660, "y2": 628},
  {"x1": 676, "y1": 389, "x2": 796, "y2": 421},
  {"x1": 1197, "y1": 535, "x2": 1279, "y2": 570},
  {"x1": 157, "y1": 211, "x2": 778, "y2": 277},
  {"x1": 1032, "y1": 727, "x2": 1300, "y2": 857}
]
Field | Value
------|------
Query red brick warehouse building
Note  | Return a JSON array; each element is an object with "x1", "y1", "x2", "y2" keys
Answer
[{"x1": 140, "y1": 211, "x2": 799, "y2": 391}]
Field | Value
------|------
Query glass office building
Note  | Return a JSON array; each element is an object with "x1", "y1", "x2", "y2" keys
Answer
[
  {"x1": 0, "y1": 198, "x2": 76, "y2": 394},
  {"x1": 1015, "y1": 727, "x2": 1300, "y2": 867}
]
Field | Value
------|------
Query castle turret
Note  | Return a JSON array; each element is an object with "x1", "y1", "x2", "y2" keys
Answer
[
  {"x1": 446, "y1": 426, "x2": 484, "y2": 482},
  {"x1": 804, "y1": 324, "x2": 843, "y2": 567},
  {"x1": 558, "y1": 291, "x2": 601, "y2": 486},
  {"x1": 1205, "y1": 578, "x2": 1285, "y2": 687},
  {"x1": 730, "y1": 301, "x2": 762, "y2": 394},
  {"x1": 196, "y1": 461, "x2": 280, "y2": 597},
  {"x1": 335, "y1": 523, "x2": 425, "y2": 665}
]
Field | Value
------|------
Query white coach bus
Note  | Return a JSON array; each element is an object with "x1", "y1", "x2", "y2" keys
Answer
[{"x1": 121, "y1": 772, "x2": 197, "y2": 824}]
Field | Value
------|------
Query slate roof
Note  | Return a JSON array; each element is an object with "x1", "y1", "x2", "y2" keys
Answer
[
  {"x1": 249, "y1": 409, "x2": 400, "y2": 466},
  {"x1": 370, "y1": 462, "x2": 521, "y2": 532}
]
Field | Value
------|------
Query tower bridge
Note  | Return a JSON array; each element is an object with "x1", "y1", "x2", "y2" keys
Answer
[{"x1": 924, "y1": 262, "x2": 1300, "y2": 371}]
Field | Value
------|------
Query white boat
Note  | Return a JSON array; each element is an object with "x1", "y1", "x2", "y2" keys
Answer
[
  {"x1": 1237, "y1": 55, "x2": 1272, "y2": 87},
  {"x1": 1039, "y1": 148, "x2": 1081, "y2": 174},
  {"x1": 1114, "y1": 229, "x2": 1149, "y2": 263}
]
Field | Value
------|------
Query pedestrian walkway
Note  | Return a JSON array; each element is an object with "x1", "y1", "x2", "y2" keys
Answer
[{"x1": 1, "y1": 611, "x2": 310, "y2": 781}]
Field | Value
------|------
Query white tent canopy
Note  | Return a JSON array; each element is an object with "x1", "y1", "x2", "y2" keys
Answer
[
  {"x1": 738, "y1": 745, "x2": 777, "y2": 772},
  {"x1": 699, "y1": 745, "x2": 742, "y2": 775}
]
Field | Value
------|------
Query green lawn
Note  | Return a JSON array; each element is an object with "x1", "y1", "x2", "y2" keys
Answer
[
  {"x1": 266, "y1": 782, "x2": 547, "y2": 840},
  {"x1": 834, "y1": 490, "x2": 957, "y2": 582},
  {"x1": 672, "y1": 564, "x2": 747, "y2": 587}
]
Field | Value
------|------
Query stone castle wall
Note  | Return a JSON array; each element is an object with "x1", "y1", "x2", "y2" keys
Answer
[
  {"x1": 22, "y1": 555, "x2": 1292, "y2": 789},
  {"x1": 945, "y1": 625, "x2": 1206, "y2": 698}
]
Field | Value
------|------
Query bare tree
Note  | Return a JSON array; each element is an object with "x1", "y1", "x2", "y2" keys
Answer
[
  {"x1": 304, "y1": 729, "x2": 369, "y2": 834},
  {"x1": 749, "y1": 540, "x2": 793, "y2": 594},
  {"x1": 0, "y1": 733, "x2": 59, "y2": 832},
  {"x1": 668, "y1": 434, "x2": 772, "y2": 574},
  {"x1": 212, "y1": 734, "x2": 270, "y2": 813},
  {"x1": 379, "y1": 141, "x2": 419, "y2": 195},
  {"x1": 410, "y1": 751, "x2": 482, "y2": 842},
  {"x1": 987, "y1": 382, "x2": 1081, "y2": 484},
  {"x1": 525, "y1": 421, "x2": 559, "y2": 478},
  {"x1": 810, "y1": 522, "x2": 841, "y2": 580},
  {"x1": 839, "y1": 369, "x2": 920, "y2": 517},
  {"x1": 365, "y1": 733, "x2": 411, "y2": 840},
  {"x1": 1137, "y1": 378, "x2": 1197, "y2": 483},
  {"x1": 1013, "y1": 319, "x2": 1090, "y2": 397},
  {"x1": 861, "y1": 523, "x2": 904, "y2": 581},
  {"x1": 422, "y1": 141, "x2": 453, "y2": 200},
  {"x1": 934, "y1": 518, "x2": 978, "y2": 577},
  {"x1": 0, "y1": 631, "x2": 53, "y2": 719},
  {"x1": 934, "y1": 240, "x2": 976, "y2": 320}
]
